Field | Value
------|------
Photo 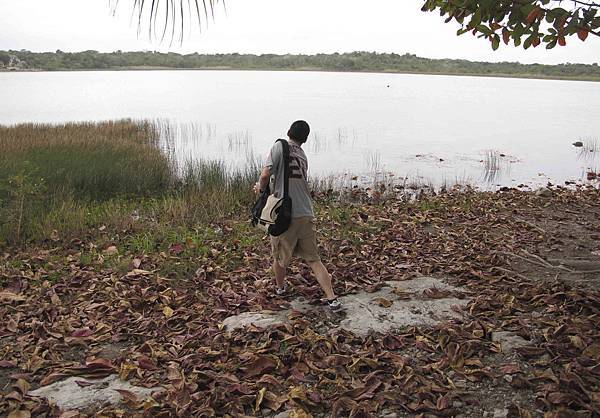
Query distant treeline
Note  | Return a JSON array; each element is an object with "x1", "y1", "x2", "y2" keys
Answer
[{"x1": 2, "y1": 50, "x2": 600, "y2": 80}]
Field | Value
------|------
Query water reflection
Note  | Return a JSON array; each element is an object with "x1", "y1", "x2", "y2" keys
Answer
[
  {"x1": 309, "y1": 132, "x2": 328, "y2": 154},
  {"x1": 153, "y1": 120, "x2": 598, "y2": 190},
  {"x1": 576, "y1": 138, "x2": 599, "y2": 182},
  {"x1": 227, "y1": 131, "x2": 253, "y2": 152},
  {"x1": 576, "y1": 138, "x2": 599, "y2": 162},
  {"x1": 481, "y1": 150, "x2": 504, "y2": 184}
]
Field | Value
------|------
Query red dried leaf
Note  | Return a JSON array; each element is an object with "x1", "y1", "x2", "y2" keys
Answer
[
  {"x1": 71, "y1": 328, "x2": 94, "y2": 338},
  {"x1": 0, "y1": 360, "x2": 16, "y2": 368},
  {"x1": 169, "y1": 243, "x2": 185, "y2": 255},
  {"x1": 547, "y1": 392, "x2": 572, "y2": 404},
  {"x1": 499, "y1": 364, "x2": 521, "y2": 375},
  {"x1": 244, "y1": 355, "x2": 278, "y2": 378},
  {"x1": 59, "y1": 412, "x2": 81, "y2": 418},
  {"x1": 82, "y1": 358, "x2": 115, "y2": 370},
  {"x1": 137, "y1": 356, "x2": 158, "y2": 370},
  {"x1": 40, "y1": 371, "x2": 70, "y2": 386},
  {"x1": 75, "y1": 380, "x2": 96, "y2": 387}
]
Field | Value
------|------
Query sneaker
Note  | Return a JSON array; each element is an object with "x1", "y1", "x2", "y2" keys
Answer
[
  {"x1": 276, "y1": 283, "x2": 288, "y2": 296},
  {"x1": 327, "y1": 297, "x2": 343, "y2": 311}
]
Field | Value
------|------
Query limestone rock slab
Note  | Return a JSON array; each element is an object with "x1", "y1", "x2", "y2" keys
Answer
[
  {"x1": 223, "y1": 277, "x2": 471, "y2": 337},
  {"x1": 29, "y1": 374, "x2": 162, "y2": 411}
]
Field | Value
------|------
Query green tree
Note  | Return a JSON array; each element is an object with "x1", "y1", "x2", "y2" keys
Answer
[{"x1": 422, "y1": 0, "x2": 599, "y2": 50}]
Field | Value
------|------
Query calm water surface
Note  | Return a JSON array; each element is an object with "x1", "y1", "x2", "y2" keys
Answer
[{"x1": 1, "y1": 70, "x2": 599, "y2": 188}]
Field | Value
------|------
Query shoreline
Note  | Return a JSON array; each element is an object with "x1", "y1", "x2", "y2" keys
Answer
[{"x1": 2, "y1": 66, "x2": 600, "y2": 83}]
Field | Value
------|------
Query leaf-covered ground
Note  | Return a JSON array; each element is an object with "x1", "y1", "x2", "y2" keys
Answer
[{"x1": 1, "y1": 187, "x2": 599, "y2": 418}]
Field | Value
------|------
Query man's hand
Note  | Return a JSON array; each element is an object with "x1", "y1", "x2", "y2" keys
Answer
[{"x1": 255, "y1": 166, "x2": 271, "y2": 195}]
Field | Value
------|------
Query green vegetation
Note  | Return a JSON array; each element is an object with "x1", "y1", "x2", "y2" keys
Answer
[
  {"x1": 2, "y1": 50, "x2": 600, "y2": 81},
  {"x1": 0, "y1": 120, "x2": 257, "y2": 244},
  {"x1": 423, "y1": 0, "x2": 599, "y2": 50}
]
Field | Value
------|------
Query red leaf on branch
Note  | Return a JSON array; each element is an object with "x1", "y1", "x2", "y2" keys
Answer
[
  {"x1": 502, "y1": 28, "x2": 510, "y2": 45},
  {"x1": 526, "y1": 8, "x2": 540, "y2": 24}
]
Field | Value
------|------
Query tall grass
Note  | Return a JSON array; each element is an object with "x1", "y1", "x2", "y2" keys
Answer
[
  {"x1": 0, "y1": 120, "x2": 257, "y2": 244},
  {"x1": 0, "y1": 120, "x2": 173, "y2": 200},
  {"x1": 577, "y1": 138, "x2": 599, "y2": 162},
  {"x1": 482, "y1": 150, "x2": 502, "y2": 184}
]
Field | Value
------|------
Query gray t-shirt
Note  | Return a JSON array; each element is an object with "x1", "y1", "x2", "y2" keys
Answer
[{"x1": 265, "y1": 140, "x2": 314, "y2": 218}]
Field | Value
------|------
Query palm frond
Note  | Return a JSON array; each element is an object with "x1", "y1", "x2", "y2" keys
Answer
[{"x1": 123, "y1": 0, "x2": 220, "y2": 45}]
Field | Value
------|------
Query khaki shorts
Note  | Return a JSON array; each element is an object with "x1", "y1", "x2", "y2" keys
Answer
[{"x1": 271, "y1": 217, "x2": 321, "y2": 268}]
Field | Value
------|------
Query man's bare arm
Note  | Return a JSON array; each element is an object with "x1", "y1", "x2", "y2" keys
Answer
[{"x1": 254, "y1": 166, "x2": 271, "y2": 194}]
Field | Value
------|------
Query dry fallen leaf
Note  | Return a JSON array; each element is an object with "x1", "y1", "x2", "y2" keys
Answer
[
  {"x1": 50, "y1": 229, "x2": 60, "y2": 242},
  {"x1": 103, "y1": 245, "x2": 118, "y2": 256},
  {"x1": 58, "y1": 411, "x2": 81, "y2": 418},
  {"x1": 568, "y1": 335, "x2": 586, "y2": 350},
  {"x1": 1, "y1": 187, "x2": 599, "y2": 417},
  {"x1": 163, "y1": 306, "x2": 174, "y2": 318},
  {"x1": 583, "y1": 343, "x2": 600, "y2": 360},
  {"x1": 7, "y1": 411, "x2": 31, "y2": 418},
  {"x1": 255, "y1": 387, "x2": 267, "y2": 412},
  {"x1": 127, "y1": 269, "x2": 152, "y2": 276},
  {"x1": 0, "y1": 292, "x2": 25, "y2": 302},
  {"x1": 59, "y1": 411, "x2": 82, "y2": 418},
  {"x1": 373, "y1": 297, "x2": 393, "y2": 308},
  {"x1": 0, "y1": 360, "x2": 16, "y2": 368}
]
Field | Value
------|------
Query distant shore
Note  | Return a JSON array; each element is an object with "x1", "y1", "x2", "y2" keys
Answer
[
  {"x1": 2, "y1": 50, "x2": 599, "y2": 82},
  {"x1": 2, "y1": 66, "x2": 600, "y2": 83}
]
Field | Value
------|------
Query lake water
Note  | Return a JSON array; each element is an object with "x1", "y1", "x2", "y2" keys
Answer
[{"x1": 1, "y1": 70, "x2": 599, "y2": 189}]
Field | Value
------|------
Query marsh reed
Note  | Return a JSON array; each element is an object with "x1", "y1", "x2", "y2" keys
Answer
[{"x1": 0, "y1": 120, "x2": 256, "y2": 243}]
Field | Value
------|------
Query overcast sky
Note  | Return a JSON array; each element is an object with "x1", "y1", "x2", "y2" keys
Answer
[{"x1": 1, "y1": 0, "x2": 599, "y2": 64}]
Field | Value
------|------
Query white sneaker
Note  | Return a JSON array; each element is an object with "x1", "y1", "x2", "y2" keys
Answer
[
  {"x1": 327, "y1": 297, "x2": 342, "y2": 311},
  {"x1": 276, "y1": 283, "x2": 288, "y2": 296}
]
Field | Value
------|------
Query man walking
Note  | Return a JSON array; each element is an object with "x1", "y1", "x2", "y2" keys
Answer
[{"x1": 254, "y1": 120, "x2": 342, "y2": 310}]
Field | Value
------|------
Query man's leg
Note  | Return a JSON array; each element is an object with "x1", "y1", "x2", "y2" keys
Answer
[
  {"x1": 273, "y1": 260, "x2": 286, "y2": 289},
  {"x1": 307, "y1": 260, "x2": 336, "y2": 300}
]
